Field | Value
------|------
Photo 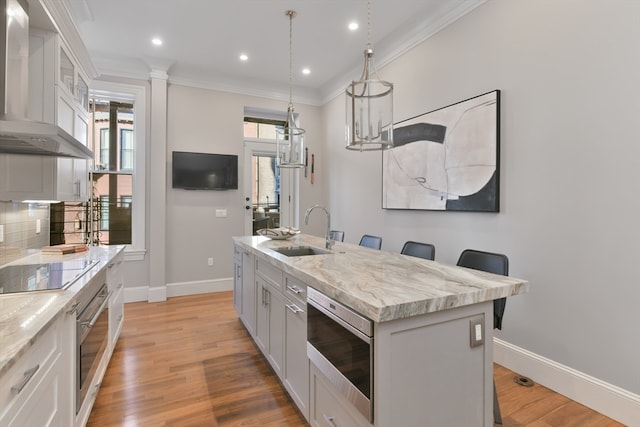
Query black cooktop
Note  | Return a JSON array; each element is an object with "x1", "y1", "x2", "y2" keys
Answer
[{"x1": 0, "y1": 259, "x2": 98, "y2": 295}]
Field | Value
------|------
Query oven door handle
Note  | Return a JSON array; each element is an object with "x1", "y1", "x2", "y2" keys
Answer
[
  {"x1": 308, "y1": 298, "x2": 372, "y2": 344},
  {"x1": 81, "y1": 291, "x2": 111, "y2": 328}
]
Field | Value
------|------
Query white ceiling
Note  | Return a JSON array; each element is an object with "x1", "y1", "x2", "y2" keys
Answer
[{"x1": 62, "y1": 0, "x2": 485, "y2": 105}]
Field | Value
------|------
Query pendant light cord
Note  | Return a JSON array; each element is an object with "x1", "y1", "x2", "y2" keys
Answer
[
  {"x1": 287, "y1": 10, "x2": 295, "y2": 109},
  {"x1": 367, "y1": 0, "x2": 371, "y2": 51}
]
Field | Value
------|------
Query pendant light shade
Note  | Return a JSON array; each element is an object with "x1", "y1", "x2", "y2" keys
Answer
[
  {"x1": 277, "y1": 10, "x2": 305, "y2": 168},
  {"x1": 345, "y1": 0, "x2": 393, "y2": 151}
]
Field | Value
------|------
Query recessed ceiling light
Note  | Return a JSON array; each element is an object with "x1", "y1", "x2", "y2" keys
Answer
[
  {"x1": 348, "y1": 21, "x2": 359, "y2": 31},
  {"x1": 302, "y1": 68, "x2": 311, "y2": 75},
  {"x1": 151, "y1": 37, "x2": 163, "y2": 46},
  {"x1": 239, "y1": 54, "x2": 249, "y2": 61}
]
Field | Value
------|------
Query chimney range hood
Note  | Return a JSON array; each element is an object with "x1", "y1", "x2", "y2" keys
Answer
[{"x1": 0, "y1": 0, "x2": 93, "y2": 159}]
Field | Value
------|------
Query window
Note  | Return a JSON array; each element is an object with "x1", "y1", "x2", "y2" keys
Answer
[
  {"x1": 99, "y1": 129, "x2": 109, "y2": 168},
  {"x1": 120, "y1": 129, "x2": 134, "y2": 170},
  {"x1": 90, "y1": 101, "x2": 134, "y2": 245},
  {"x1": 86, "y1": 81, "x2": 146, "y2": 258}
]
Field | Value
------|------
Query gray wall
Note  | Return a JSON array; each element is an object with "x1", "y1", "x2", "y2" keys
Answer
[
  {"x1": 322, "y1": 0, "x2": 640, "y2": 394},
  {"x1": 165, "y1": 84, "x2": 325, "y2": 285}
]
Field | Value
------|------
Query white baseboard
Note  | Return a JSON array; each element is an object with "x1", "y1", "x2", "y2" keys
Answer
[
  {"x1": 123, "y1": 278, "x2": 233, "y2": 303},
  {"x1": 166, "y1": 278, "x2": 233, "y2": 298},
  {"x1": 494, "y1": 337, "x2": 640, "y2": 427},
  {"x1": 124, "y1": 286, "x2": 148, "y2": 303}
]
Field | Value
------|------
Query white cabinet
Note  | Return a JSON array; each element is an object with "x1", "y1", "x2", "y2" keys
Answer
[
  {"x1": 283, "y1": 275, "x2": 309, "y2": 419},
  {"x1": 236, "y1": 251, "x2": 310, "y2": 422},
  {"x1": 310, "y1": 364, "x2": 371, "y2": 427},
  {"x1": 0, "y1": 29, "x2": 90, "y2": 202},
  {"x1": 239, "y1": 249, "x2": 256, "y2": 336},
  {"x1": 107, "y1": 248, "x2": 125, "y2": 346},
  {"x1": 233, "y1": 245, "x2": 242, "y2": 314},
  {"x1": 0, "y1": 311, "x2": 74, "y2": 427}
]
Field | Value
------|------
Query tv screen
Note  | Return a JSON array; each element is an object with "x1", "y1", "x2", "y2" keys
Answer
[{"x1": 172, "y1": 151, "x2": 238, "y2": 190}]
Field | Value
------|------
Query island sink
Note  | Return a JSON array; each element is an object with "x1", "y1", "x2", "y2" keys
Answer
[{"x1": 273, "y1": 246, "x2": 331, "y2": 257}]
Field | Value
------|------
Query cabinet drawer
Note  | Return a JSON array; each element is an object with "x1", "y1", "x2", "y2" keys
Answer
[
  {"x1": 285, "y1": 274, "x2": 307, "y2": 306},
  {"x1": 0, "y1": 320, "x2": 61, "y2": 420},
  {"x1": 311, "y1": 367, "x2": 371, "y2": 427},
  {"x1": 255, "y1": 258, "x2": 283, "y2": 291}
]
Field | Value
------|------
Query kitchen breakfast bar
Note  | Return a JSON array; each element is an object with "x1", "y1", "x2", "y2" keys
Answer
[{"x1": 233, "y1": 234, "x2": 529, "y2": 427}]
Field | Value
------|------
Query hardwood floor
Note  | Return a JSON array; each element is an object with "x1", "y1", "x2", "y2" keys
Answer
[{"x1": 88, "y1": 292, "x2": 623, "y2": 427}]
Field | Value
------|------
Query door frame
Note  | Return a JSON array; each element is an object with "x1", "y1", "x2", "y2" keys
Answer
[{"x1": 243, "y1": 139, "x2": 299, "y2": 236}]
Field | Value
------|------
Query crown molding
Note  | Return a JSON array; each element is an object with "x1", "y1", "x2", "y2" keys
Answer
[{"x1": 37, "y1": 0, "x2": 98, "y2": 79}]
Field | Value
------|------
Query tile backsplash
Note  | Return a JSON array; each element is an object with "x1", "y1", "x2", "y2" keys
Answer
[{"x1": 0, "y1": 201, "x2": 50, "y2": 266}]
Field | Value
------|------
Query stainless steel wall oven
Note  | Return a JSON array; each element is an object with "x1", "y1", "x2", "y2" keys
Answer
[
  {"x1": 307, "y1": 287, "x2": 374, "y2": 422},
  {"x1": 75, "y1": 269, "x2": 109, "y2": 413}
]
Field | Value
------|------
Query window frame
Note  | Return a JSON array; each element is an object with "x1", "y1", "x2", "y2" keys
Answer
[{"x1": 90, "y1": 81, "x2": 147, "y2": 260}]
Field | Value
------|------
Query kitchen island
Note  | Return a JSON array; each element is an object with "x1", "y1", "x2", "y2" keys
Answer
[{"x1": 233, "y1": 234, "x2": 529, "y2": 427}]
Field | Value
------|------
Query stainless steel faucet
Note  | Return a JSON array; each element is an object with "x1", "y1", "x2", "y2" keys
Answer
[{"x1": 304, "y1": 205, "x2": 333, "y2": 250}]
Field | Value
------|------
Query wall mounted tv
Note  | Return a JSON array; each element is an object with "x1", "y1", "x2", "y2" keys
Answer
[{"x1": 172, "y1": 151, "x2": 238, "y2": 190}]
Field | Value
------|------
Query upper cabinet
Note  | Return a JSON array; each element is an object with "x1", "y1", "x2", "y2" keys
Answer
[{"x1": 0, "y1": 30, "x2": 91, "y2": 202}]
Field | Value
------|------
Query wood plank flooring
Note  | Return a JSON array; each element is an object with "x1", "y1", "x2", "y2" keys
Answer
[{"x1": 87, "y1": 292, "x2": 624, "y2": 427}]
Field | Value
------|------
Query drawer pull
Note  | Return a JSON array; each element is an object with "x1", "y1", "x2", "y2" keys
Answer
[
  {"x1": 287, "y1": 285, "x2": 303, "y2": 294},
  {"x1": 66, "y1": 302, "x2": 80, "y2": 315},
  {"x1": 11, "y1": 365, "x2": 40, "y2": 394},
  {"x1": 323, "y1": 414, "x2": 337, "y2": 426},
  {"x1": 286, "y1": 303, "x2": 303, "y2": 314}
]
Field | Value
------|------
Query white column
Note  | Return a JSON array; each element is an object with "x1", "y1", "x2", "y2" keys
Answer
[{"x1": 148, "y1": 69, "x2": 168, "y2": 302}]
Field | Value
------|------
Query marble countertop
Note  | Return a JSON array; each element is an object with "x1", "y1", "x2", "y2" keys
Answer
[
  {"x1": 233, "y1": 234, "x2": 529, "y2": 323},
  {"x1": 0, "y1": 246, "x2": 124, "y2": 376}
]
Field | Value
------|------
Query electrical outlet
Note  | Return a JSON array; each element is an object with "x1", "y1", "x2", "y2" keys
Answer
[
  {"x1": 207, "y1": 257, "x2": 214, "y2": 266},
  {"x1": 215, "y1": 209, "x2": 227, "y2": 218}
]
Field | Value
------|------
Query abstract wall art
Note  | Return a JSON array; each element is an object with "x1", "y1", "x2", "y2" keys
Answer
[{"x1": 382, "y1": 90, "x2": 500, "y2": 212}]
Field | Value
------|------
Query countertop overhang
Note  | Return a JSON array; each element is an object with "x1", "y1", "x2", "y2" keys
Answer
[{"x1": 233, "y1": 234, "x2": 529, "y2": 323}]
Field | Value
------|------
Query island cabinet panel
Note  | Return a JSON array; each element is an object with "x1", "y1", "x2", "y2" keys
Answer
[
  {"x1": 239, "y1": 250, "x2": 256, "y2": 336},
  {"x1": 255, "y1": 256, "x2": 284, "y2": 358},
  {"x1": 374, "y1": 301, "x2": 493, "y2": 427},
  {"x1": 282, "y1": 278, "x2": 309, "y2": 419},
  {"x1": 232, "y1": 245, "x2": 242, "y2": 314}
]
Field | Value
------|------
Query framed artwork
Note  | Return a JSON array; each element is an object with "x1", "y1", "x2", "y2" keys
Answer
[{"x1": 382, "y1": 90, "x2": 500, "y2": 212}]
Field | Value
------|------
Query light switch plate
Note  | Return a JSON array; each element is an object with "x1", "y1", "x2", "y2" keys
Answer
[
  {"x1": 36, "y1": 219, "x2": 41, "y2": 234},
  {"x1": 469, "y1": 316, "x2": 484, "y2": 347},
  {"x1": 0, "y1": 224, "x2": 4, "y2": 243}
]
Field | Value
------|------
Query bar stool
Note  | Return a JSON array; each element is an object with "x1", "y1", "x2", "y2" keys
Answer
[
  {"x1": 400, "y1": 241, "x2": 435, "y2": 260},
  {"x1": 359, "y1": 234, "x2": 382, "y2": 249}
]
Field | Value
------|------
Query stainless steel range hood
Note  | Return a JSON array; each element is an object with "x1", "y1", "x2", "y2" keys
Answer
[{"x1": 0, "y1": 0, "x2": 93, "y2": 159}]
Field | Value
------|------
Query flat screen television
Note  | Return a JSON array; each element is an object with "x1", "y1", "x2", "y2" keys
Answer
[{"x1": 172, "y1": 151, "x2": 238, "y2": 190}]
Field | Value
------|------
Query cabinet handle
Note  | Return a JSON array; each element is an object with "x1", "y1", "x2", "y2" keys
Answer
[
  {"x1": 286, "y1": 285, "x2": 304, "y2": 294},
  {"x1": 66, "y1": 302, "x2": 80, "y2": 315},
  {"x1": 11, "y1": 365, "x2": 40, "y2": 394},
  {"x1": 286, "y1": 303, "x2": 303, "y2": 314},
  {"x1": 323, "y1": 414, "x2": 337, "y2": 426}
]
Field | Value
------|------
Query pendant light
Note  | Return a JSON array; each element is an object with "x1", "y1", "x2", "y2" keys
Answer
[
  {"x1": 345, "y1": 0, "x2": 393, "y2": 151},
  {"x1": 277, "y1": 10, "x2": 305, "y2": 168}
]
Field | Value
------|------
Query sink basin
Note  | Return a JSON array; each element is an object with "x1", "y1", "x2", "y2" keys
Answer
[{"x1": 273, "y1": 246, "x2": 331, "y2": 257}]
